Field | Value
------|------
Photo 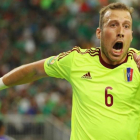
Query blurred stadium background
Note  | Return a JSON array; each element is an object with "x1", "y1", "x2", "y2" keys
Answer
[{"x1": 0, "y1": 0, "x2": 140, "y2": 140}]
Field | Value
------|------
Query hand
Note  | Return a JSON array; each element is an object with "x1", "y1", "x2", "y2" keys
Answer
[{"x1": 133, "y1": 53, "x2": 140, "y2": 71}]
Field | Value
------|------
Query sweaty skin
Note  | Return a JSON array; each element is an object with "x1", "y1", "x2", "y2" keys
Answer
[{"x1": 96, "y1": 10, "x2": 133, "y2": 65}]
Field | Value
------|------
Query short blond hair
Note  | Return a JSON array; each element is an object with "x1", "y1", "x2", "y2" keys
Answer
[{"x1": 99, "y1": 2, "x2": 133, "y2": 29}]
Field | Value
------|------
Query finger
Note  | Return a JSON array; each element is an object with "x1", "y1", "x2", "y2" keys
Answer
[
  {"x1": 133, "y1": 53, "x2": 140, "y2": 62},
  {"x1": 137, "y1": 64, "x2": 140, "y2": 72},
  {"x1": 137, "y1": 60, "x2": 140, "y2": 68},
  {"x1": 137, "y1": 61, "x2": 140, "y2": 69}
]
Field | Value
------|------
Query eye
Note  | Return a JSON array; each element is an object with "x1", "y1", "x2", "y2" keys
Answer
[
  {"x1": 110, "y1": 23, "x2": 117, "y2": 27},
  {"x1": 124, "y1": 24, "x2": 130, "y2": 29}
]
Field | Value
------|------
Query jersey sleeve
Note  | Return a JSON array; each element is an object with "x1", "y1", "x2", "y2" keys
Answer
[
  {"x1": 44, "y1": 49, "x2": 75, "y2": 82},
  {"x1": 130, "y1": 48, "x2": 140, "y2": 55}
]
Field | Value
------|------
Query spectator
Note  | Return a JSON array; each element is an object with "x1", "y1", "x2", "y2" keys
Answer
[{"x1": 0, "y1": 120, "x2": 15, "y2": 140}]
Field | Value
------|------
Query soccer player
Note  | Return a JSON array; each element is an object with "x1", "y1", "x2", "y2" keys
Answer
[
  {"x1": 0, "y1": 120, "x2": 15, "y2": 140},
  {"x1": 0, "y1": 2, "x2": 140, "y2": 140}
]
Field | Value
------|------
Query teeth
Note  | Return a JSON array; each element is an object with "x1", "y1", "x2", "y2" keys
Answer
[{"x1": 113, "y1": 49, "x2": 122, "y2": 53}]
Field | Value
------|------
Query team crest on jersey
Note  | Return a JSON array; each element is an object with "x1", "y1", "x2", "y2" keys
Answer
[
  {"x1": 124, "y1": 67, "x2": 133, "y2": 82},
  {"x1": 47, "y1": 55, "x2": 58, "y2": 66}
]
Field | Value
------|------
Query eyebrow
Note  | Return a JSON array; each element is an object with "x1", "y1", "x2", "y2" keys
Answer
[{"x1": 107, "y1": 19, "x2": 131, "y2": 24}]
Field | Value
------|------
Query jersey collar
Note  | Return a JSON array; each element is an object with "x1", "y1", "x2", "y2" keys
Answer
[{"x1": 99, "y1": 48, "x2": 128, "y2": 69}]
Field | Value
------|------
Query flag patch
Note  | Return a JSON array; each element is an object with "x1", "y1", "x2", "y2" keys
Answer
[{"x1": 124, "y1": 67, "x2": 133, "y2": 82}]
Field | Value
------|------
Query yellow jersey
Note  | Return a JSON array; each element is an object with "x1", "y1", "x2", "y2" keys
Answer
[{"x1": 44, "y1": 47, "x2": 140, "y2": 140}]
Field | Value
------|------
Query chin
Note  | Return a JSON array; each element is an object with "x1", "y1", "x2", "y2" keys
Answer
[{"x1": 110, "y1": 56, "x2": 125, "y2": 65}]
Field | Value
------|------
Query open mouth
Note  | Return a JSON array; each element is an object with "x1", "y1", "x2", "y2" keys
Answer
[
  {"x1": 112, "y1": 42, "x2": 123, "y2": 55},
  {"x1": 113, "y1": 42, "x2": 123, "y2": 50}
]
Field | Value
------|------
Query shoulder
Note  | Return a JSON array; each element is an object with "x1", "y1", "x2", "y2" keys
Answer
[
  {"x1": 58, "y1": 46, "x2": 100, "y2": 61},
  {"x1": 128, "y1": 48, "x2": 140, "y2": 54},
  {"x1": 128, "y1": 48, "x2": 140, "y2": 59}
]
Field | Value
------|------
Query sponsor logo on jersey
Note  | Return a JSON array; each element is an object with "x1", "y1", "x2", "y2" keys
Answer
[
  {"x1": 81, "y1": 72, "x2": 92, "y2": 79},
  {"x1": 47, "y1": 55, "x2": 58, "y2": 66},
  {"x1": 124, "y1": 67, "x2": 133, "y2": 82}
]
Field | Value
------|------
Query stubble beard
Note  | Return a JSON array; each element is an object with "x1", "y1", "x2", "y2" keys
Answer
[{"x1": 100, "y1": 40, "x2": 129, "y2": 65}]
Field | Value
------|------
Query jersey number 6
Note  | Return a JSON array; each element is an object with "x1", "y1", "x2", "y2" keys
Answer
[{"x1": 105, "y1": 87, "x2": 113, "y2": 107}]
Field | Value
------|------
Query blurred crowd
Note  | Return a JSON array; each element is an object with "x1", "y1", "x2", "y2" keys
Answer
[{"x1": 0, "y1": 0, "x2": 140, "y2": 130}]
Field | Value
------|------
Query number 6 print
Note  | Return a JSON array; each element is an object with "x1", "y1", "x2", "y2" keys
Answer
[{"x1": 105, "y1": 87, "x2": 113, "y2": 107}]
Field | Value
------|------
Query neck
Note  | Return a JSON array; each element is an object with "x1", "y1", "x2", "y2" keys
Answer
[{"x1": 99, "y1": 49, "x2": 128, "y2": 69}]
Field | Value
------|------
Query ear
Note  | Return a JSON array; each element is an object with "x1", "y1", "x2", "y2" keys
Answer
[{"x1": 96, "y1": 27, "x2": 101, "y2": 39}]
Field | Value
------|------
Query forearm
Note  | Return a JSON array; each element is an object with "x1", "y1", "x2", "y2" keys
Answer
[{"x1": 2, "y1": 63, "x2": 46, "y2": 87}]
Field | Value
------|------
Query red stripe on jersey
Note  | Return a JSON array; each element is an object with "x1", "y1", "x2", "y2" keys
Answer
[
  {"x1": 58, "y1": 47, "x2": 99, "y2": 61},
  {"x1": 130, "y1": 68, "x2": 133, "y2": 81}
]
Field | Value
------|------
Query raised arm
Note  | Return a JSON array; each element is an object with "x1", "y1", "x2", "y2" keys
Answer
[
  {"x1": 133, "y1": 53, "x2": 140, "y2": 70},
  {"x1": 0, "y1": 59, "x2": 48, "y2": 89}
]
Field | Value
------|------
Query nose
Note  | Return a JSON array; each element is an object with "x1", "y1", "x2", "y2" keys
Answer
[
  {"x1": 117, "y1": 26, "x2": 124, "y2": 38},
  {"x1": 117, "y1": 33, "x2": 124, "y2": 38}
]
